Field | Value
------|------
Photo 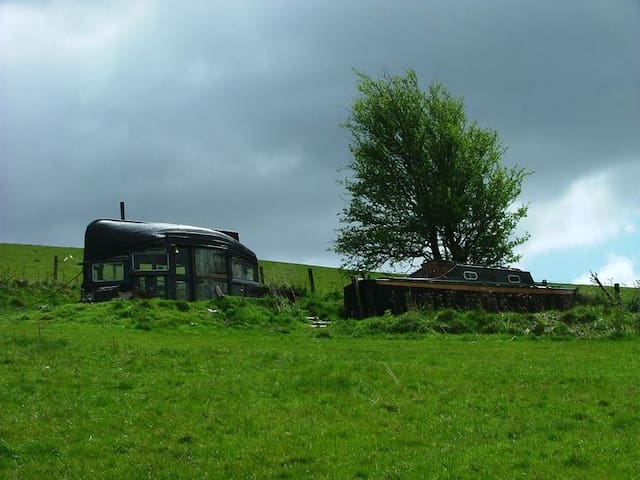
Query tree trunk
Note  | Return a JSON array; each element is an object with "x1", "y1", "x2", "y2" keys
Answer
[{"x1": 429, "y1": 230, "x2": 442, "y2": 261}]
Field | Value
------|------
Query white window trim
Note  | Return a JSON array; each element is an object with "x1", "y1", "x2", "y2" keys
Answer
[{"x1": 463, "y1": 271, "x2": 478, "y2": 281}]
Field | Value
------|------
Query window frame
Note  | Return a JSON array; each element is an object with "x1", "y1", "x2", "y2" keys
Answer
[
  {"x1": 194, "y1": 247, "x2": 228, "y2": 278},
  {"x1": 131, "y1": 249, "x2": 170, "y2": 273},
  {"x1": 91, "y1": 261, "x2": 126, "y2": 282},
  {"x1": 232, "y1": 257, "x2": 258, "y2": 283},
  {"x1": 463, "y1": 271, "x2": 479, "y2": 281}
]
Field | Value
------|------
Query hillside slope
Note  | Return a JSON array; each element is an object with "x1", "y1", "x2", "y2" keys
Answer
[{"x1": 0, "y1": 243, "x2": 352, "y2": 294}]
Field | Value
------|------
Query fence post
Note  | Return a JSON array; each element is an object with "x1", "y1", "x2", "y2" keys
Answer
[
  {"x1": 307, "y1": 268, "x2": 315, "y2": 293},
  {"x1": 259, "y1": 266, "x2": 265, "y2": 284},
  {"x1": 53, "y1": 255, "x2": 59, "y2": 281}
]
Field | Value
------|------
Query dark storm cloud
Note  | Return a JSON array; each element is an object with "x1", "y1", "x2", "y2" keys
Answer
[{"x1": 1, "y1": 0, "x2": 638, "y2": 266}]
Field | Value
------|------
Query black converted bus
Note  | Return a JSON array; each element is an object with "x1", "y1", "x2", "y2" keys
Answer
[{"x1": 82, "y1": 219, "x2": 262, "y2": 301}]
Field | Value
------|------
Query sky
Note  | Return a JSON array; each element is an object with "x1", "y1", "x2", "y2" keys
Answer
[{"x1": 1, "y1": 0, "x2": 639, "y2": 285}]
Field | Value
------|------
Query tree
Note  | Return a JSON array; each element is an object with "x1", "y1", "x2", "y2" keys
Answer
[{"x1": 334, "y1": 70, "x2": 530, "y2": 271}]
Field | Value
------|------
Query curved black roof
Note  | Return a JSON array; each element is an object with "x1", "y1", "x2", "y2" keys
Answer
[{"x1": 84, "y1": 219, "x2": 257, "y2": 263}]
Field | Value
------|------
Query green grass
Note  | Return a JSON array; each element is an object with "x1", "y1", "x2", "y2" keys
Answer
[
  {"x1": 0, "y1": 243, "x2": 83, "y2": 285},
  {"x1": 1, "y1": 308, "x2": 640, "y2": 478},
  {"x1": 2, "y1": 241, "x2": 640, "y2": 477},
  {"x1": 258, "y1": 259, "x2": 355, "y2": 294}
]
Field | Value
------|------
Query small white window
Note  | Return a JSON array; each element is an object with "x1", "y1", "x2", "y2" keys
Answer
[
  {"x1": 508, "y1": 274, "x2": 521, "y2": 283},
  {"x1": 463, "y1": 271, "x2": 478, "y2": 281}
]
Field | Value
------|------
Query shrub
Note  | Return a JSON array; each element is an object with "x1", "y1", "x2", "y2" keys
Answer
[
  {"x1": 209, "y1": 295, "x2": 306, "y2": 331},
  {"x1": 463, "y1": 310, "x2": 495, "y2": 333},
  {"x1": 627, "y1": 296, "x2": 640, "y2": 313},
  {"x1": 389, "y1": 311, "x2": 431, "y2": 334},
  {"x1": 175, "y1": 301, "x2": 190, "y2": 312},
  {"x1": 560, "y1": 306, "x2": 598, "y2": 324},
  {"x1": 531, "y1": 319, "x2": 547, "y2": 336},
  {"x1": 9, "y1": 297, "x2": 25, "y2": 308},
  {"x1": 575, "y1": 289, "x2": 605, "y2": 306},
  {"x1": 549, "y1": 321, "x2": 570, "y2": 336},
  {"x1": 296, "y1": 291, "x2": 343, "y2": 322},
  {"x1": 435, "y1": 309, "x2": 469, "y2": 334}
]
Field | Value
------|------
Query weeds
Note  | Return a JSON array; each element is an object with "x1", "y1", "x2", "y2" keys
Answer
[
  {"x1": 4, "y1": 276, "x2": 640, "y2": 340},
  {"x1": 331, "y1": 304, "x2": 640, "y2": 339}
]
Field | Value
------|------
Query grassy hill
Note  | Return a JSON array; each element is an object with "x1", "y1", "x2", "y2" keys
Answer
[
  {"x1": 0, "y1": 244, "x2": 84, "y2": 285},
  {"x1": 1, "y1": 243, "x2": 634, "y2": 305},
  {"x1": 0, "y1": 243, "x2": 353, "y2": 294}
]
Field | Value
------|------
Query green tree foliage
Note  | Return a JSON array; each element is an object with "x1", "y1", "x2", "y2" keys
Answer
[{"x1": 335, "y1": 70, "x2": 530, "y2": 271}]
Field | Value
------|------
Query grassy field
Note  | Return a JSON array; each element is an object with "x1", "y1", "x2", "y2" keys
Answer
[
  {"x1": 0, "y1": 244, "x2": 83, "y2": 285},
  {"x1": 258, "y1": 259, "x2": 353, "y2": 294},
  {"x1": 1, "y1": 309, "x2": 639, "y2": 479},
  {"x1": 2, "y1": 243, "x2": 640, "y2": 478}
]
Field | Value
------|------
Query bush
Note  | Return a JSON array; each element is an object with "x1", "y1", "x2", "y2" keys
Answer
[
  {"x1": 435, "y1": 309, "x2": 469, "y2": 334},
  {"x1": 560, "y1": 306, "x2": 597, "y2": 324},
  {"x1": 545, "y1": 320, "x2": 567, "y2": 336},
  {"x1": 175, "y1": 301, "x2": 190, "y2": 312},
  {"x1": 575, "y1": 289, "x2": 605, "y2": 306},
  {"x1": 531, "y1": 319, "x2": 547, "y2": 336},
  {"x1": 210, "y1": 295, "x2": 307, "y2": 331},
  {"x1": 389, "y1": 311, "x2": 431, "y2": 334},
  {"x1": 627, "y1": 296, "x2": 640, "y2": 313},
  {"x1": 288, "y1": 291, "x2": 339, "y2": 322}
]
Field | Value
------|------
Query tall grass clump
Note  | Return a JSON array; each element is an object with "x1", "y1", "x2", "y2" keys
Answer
[
  {"x1": 626, "y1": 282, "x2": 640, "y2": 313},
  {"x1": 1, "y1": 292, "x2": 313, "y2": 335},
  {"x1": 202, "y1": 294, "x2": 310, "y2": 333},
  {"x1": 296, "y1": 291, "x2": 344, "y2": 322},
  {"x1": 0, "y1": 278, "x2": 79, "y2": 312},
  {"x1": 331, "y1": 302, "x2": 640, "y2": 339}
]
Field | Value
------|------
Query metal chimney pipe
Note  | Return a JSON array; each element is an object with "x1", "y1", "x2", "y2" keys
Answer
[{"x1": 120, "y1": 201, "x2": 126, "y2": 220}]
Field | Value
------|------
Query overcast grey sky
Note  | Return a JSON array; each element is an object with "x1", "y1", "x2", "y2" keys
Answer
[{"x1": 1, "y1": 0, "x2": 639, "y2": 283}]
